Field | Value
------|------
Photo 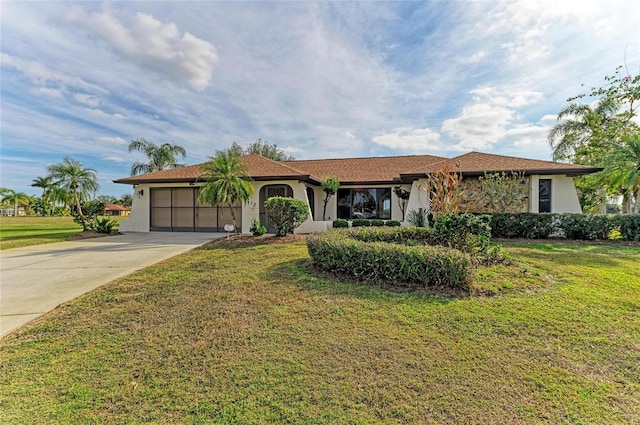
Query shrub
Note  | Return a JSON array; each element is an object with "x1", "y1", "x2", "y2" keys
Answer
[
  {"x1": 91, "y1": 217, "x2": 117, "y2": 234},
  {"x1": 249, "y1": 218, "x2": 267, "y2": 236},
  {"x1": 406, "y1": 208, "x2": 428, "y2": 227},
  {"x1": 370, "y1": 219, "x2": 385, "y2": 227},
  {"x1": 306, "y1": 230, "x2": 471, "y2": 291},
  {"x1": 557, "y1": 214, "x2": 619, "y2": 240},
  {"x1": 385, "y1": 220, "x2": 401, "y2": 227},
  {"x1": 489, "y1": 213, "x2": 555, "y2": 239},
  {"x1": 351, "y1": 219, "x2": 371, "y2": 227},
  {"x1": 433, "y1": 213, "x2": 492, "y2": 254},
  {"x1": 619, "y1": 215, "x2": 640, "y2": 241},
  {"x1": 264, "y1": 196, "x2": 310, "y2": 236},
  {"x1": 332, "y1": 219, "x2": 349, "y2": 228}
]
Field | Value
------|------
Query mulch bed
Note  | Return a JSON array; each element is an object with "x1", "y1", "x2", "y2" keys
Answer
[{"x1": 68, "y1": 230, "x2": 120, "y2": 241}]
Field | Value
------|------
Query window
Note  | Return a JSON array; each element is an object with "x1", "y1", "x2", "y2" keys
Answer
[
  {"x1": 539, "y1": 179, "x2": 551, "y2": 213},
  {"x1": 336, "y1": 188, "x2": 392, "y2": 219}
]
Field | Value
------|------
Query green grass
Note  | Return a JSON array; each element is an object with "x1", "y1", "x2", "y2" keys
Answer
[
  {"x1": 1, "y1": 239, "x2": 639, "y2": 423},
  {"x1": 0, "y1": 216, "x2": 125, "y2": 249}
]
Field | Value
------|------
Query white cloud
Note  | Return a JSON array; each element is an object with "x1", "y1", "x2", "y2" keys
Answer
[
  {"x1": 97, "y1": 136, "x2": 127, "y2": 145},
  {"x1": 102, "y1": 156, "x2": 128, "y2": 163},
  {"x1": 73, "y1": 93, "x2": 101, "y2": 108},
  {"x1": 441, "y1": 103, "x2": 514, "y2": 150},
  {"x1": 64, "y1": 8, "x2": 218, "y2": 91},
  {"x1": 29, "y1": 87, "x2": 64, "y2": 99},
  {"x1": 372, "y1": 127, "x2": 441, "y2": 152},
  {"x1": 1, "y1": 53, "x2": 107, "y2": 94}
]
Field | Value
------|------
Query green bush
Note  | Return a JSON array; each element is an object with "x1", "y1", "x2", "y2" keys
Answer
[
  {"x1": 489, "y1": 213, "x2": 555, "y2": 239},
  {"x1": 385, "y1": 220, "x2": 401, "y2": 227},
  {"x1": 558, "y1": 214, "x2": 619, "y2": 240},
  {"x1": 351, "y1": 219, "x2": 371, "y2": 227},
  {"x1": 619, "y1": 215, "x2": 640, "y2": 241},
  {"x1": 307, "y1": 230, "x2": 471, "y2": 291},
  {"x1": 433, "y1": 213, "x2": 492, "y2": 254},
  {"x1": 91, "y1": 217, "x2": 117, "y2": 234},
  {"x1": 406, "y1": 208, "x2": 428, "y2": 227},
  {"x1": 370, "y1": 219, "x2": 385, "y2": 227},
  {"x1": 264, "y1": 196, "x2": 309, "y2": 236},
  {"x1": 249, "y1": 218, "x2": 267, "y2": 236},
  {"x1": 332, "y1": 219, "x2": 349, "y2": 228}
]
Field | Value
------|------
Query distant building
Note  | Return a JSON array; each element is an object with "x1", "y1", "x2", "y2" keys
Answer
[{"x1": 104, "y1": 203, "x2": 130, "y2": 216}]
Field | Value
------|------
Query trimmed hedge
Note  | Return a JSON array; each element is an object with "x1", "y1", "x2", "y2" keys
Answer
[
  {"x1": 488, "y1": 212, "x2": 639, "y2": 241},
  {"x1": 307, "y1": 229, "x2": 471, "y2": 291},
  {"x1": 332, "y1": 219, "x2": 349, "y2": 228},
  {"x1": 620, "y1": 215, "x2": 640, "y2": 241}
]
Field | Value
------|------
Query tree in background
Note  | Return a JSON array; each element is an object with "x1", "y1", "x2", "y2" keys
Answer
[
  {"x1": 47, "y1": 157, "x2": 99, "y2": 231},
  {"x1": 128, "y1": 138, "x2": 187, "y2": 175},
  {"x1": 0, "y1": 188, "x2": 33, "y2": 216},
  {"x1": 31, "y1": 176, "x2": 53, "y2": 199},
  {"x1": 117, "y1": 193, "x2": 133, "y2": 208},
  {"x1": 229, "y1": 139, "x2": 295, "y2": 161},
  {"x1": 198, "y1": 150, "x2": 254, "y2": 233},
  {"x1": 548, "y1": 67, "x2": 640, "y2": 212},
  {"x1": 321, "y1": 176, "x2": 340, "y2": 220},
  {"x1": 97, "y1": 195, "x2": 118, "y2": 205}
]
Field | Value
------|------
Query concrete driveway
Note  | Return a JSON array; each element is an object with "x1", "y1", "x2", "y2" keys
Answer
[{"x1": 0, "y1": 232, "x2": 224, "y2": 338}]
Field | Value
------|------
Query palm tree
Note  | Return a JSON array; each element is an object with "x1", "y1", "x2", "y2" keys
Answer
[
  {"x1": 128, "y1": 138, "x2": 187, "y2": 175},
  {"x1": 47, "y1": 157, "x2": 99, "y2": 230},
  {"x1": 597, "y1": 133, "x2": 640, "y2": 214},
  {"x1": 31, "y1": 176, "x2": 53, "y2": 199},
  {"x1": 548, "y1": 100, "x2": 620, "y2": 161},
  {"x1": 198, "y1": 151, "x2": 254, "y2": 233},
  {"x1": 0, "y1": 188, "x2": 33, "y2": 216}
]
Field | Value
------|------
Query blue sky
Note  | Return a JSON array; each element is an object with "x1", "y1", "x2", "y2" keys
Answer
[{"x1": 1, "y1": 1, "x2": 638, "y2": 197}]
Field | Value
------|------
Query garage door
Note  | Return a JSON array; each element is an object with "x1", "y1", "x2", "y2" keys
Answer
[{"x1": 150, "y1": 188, "x2": 242, "y2": 232}]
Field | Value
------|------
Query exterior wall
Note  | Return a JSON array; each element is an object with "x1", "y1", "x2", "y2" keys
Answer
[
  {"x1": 405, "y1": 179, "x2": 429, "y2": 220},
  {"x1": 119, "y1": 185, "x2": 150, "y2": 232},
  {"x1": 459, "y1": 176, "x2": 530, "y2": 213},
  {"x1": 529, "y1": 175, "x2": 582, "y2": 213}
]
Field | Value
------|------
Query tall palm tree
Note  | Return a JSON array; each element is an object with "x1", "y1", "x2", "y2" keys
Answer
[
  {"x1": 198, "y1": 151, "x2": 254, "y2": 233},
  {"x1": 47, "y1": 157, "x2": 99, "y2": 230},
  {"x1": 31, "y1": 176, "x2": 53, "y2": 199},
  {"x1": 128, "y1": 138, "x2": 187, "y2": 175},
  {"x1": 0, "y1": 188, "x2": 33, "y2": 216},
  {"x1": 548, "y1": 99, "x2": 620, "y2": 161},
  {"x1": 597, "y1": 133, "x2": 640, "y2": 214}
]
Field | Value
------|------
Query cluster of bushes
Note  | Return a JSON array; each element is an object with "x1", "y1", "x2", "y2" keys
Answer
[
  {"x1": 489, "y1": 213, "x2": 640, "y2": 241},
  {"x1": 307, "y1": 229, "x2": 472, "y2": 291},
  {"x1": 71, "y1": 200, "x2": 117, "y2": 234},
  {"x1": 332, "y1": 218, "x2": 401, "y2": 228},
  {"x1": 309, "y1": 214, "x2": 499, "y2": 292}
]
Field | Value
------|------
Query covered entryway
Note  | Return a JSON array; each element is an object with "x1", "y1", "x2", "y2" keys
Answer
[{"x1": 150, "y1": 188, "x2": 241, "y2": 232}]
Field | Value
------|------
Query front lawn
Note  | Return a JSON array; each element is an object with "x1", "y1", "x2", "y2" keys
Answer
[
  {"x1": 0, "y1": 239, "x2": 638, "y2": 423},
  {"x1": 0, "y1": 216, "x2": 125, "y2": 249}
]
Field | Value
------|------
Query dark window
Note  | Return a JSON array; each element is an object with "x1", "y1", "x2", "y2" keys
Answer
[
  {"x1": 539, "y1": 179, "x2": 551, "y2": 213},
  {"x1": 336, "y1": 188, "x2": 392, "y2": 219}
]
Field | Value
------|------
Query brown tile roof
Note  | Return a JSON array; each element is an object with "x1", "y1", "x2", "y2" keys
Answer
[
  {"x1": 401, "y1": 151, "x2": 602, "y2": 179},
  {"x1": 105, "y1": 203, "x2": 128, "y2": 211},
  {"x1": 282, "y1": 155, "x2": 446, "y2": 184},
  {"x1": 114, "y1": 151, "x2": 601, "y2": 185}
]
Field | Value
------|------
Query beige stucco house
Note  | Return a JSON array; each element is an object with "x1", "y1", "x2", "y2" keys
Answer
[{"x1": 114, "y1": 151, "x2": 600, "y2": 234}]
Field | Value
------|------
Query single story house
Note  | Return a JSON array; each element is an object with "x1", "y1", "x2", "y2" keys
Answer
[
  {"x1": 104, "y1": 203, "x2": 131, "y2": 216},
  {"x1": 114, "y1": 151, "x2": 601, "y2": 234}
]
